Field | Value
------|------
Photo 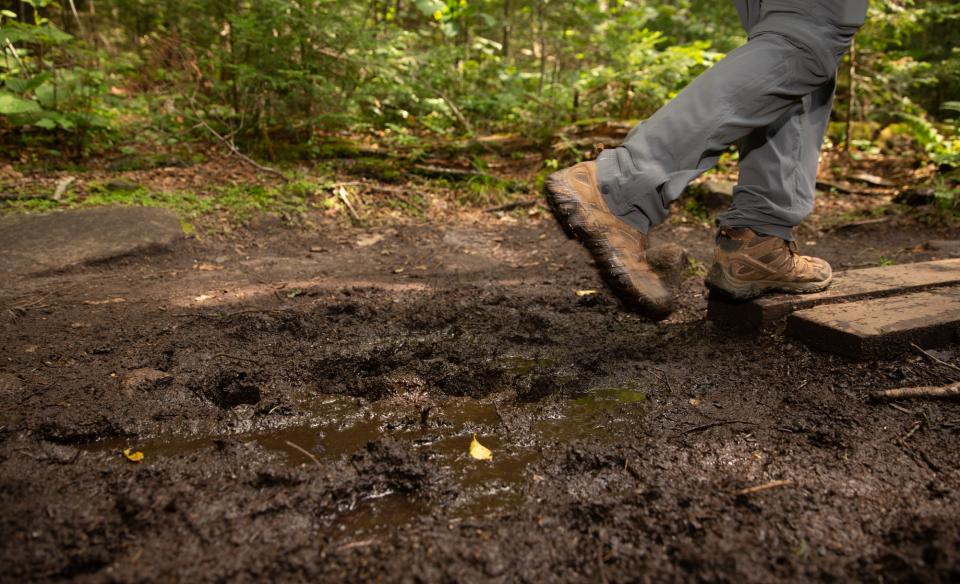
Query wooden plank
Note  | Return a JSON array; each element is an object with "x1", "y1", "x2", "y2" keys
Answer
[
  {"x1": 707, "y1": 258, "x2": 960, "y2": 331},
  {"x1": 785, "y1": 287, "x2": 960, "y2": 359}
]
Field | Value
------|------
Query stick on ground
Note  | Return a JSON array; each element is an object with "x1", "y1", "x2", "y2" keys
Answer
[
  {"x1": 736, "y1": 479, "x2": 793, "y2": 496},
  {"x1": 871, "y1": 381, "x2": 960, "y2": 402}
]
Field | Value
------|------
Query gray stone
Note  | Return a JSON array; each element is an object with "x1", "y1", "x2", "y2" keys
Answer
[
  {"x1": 0, "y1": 206, "x2": 183, "y2": 276},
  {"x1": 786, "y1": 287, "x2": 960, "y2": 359}
]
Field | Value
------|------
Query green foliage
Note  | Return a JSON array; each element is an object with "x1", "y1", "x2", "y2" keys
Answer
[
  {"x1": 0, "y1": 0, "x2": 956, "y2": 170},
  {"x1": 0, "y1": 6, "x2": 115, "y2": 152}
]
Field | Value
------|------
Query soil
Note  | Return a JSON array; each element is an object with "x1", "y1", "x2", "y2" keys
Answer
[{"x1": 2, "y1": 205, "x2": 959, "y2": 582}]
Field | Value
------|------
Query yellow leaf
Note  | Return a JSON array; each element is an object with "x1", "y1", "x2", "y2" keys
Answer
[
  {"x1": 122, "y1": 448, "x2": 144, "y2": 463},
  {"x1": 575, "y1": 290, "x2": 597, "y2": 297},
  {"x1": 469, "y1": 434, "x2": 492, "y2": 461}
]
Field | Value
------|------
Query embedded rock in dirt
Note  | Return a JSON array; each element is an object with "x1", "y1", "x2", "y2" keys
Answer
[
  {"x1": 119, "y1": 368, "x2": 174, "y2": 394},
  {"x1": 0, "y1": 206, "x2": 183, "y2": 276}
]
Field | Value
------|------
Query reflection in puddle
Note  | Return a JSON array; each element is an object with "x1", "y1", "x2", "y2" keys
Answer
[{"x1": 499, "y1": 356, "x2": 555, "y2": 375}]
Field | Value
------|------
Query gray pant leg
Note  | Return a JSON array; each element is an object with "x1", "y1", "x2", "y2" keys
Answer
[
  {"x1": 717, "y1": 78, "x2": 836, "y2": 239},
  {"x1": 596, "y1": 3, "x2": 860, "y2": 238}
]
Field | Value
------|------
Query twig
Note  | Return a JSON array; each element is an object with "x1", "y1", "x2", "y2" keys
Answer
[
  {"x1": 902, "y1": 420, "x2": 922, "y2": 442},
  {"x1": 186, "y1": 99, "x2": 288, "y2": 182},
  {"x1": 735, "y1": 479, "x2": 793, "y2": 496},
  {"x1": 679, "y1": 419, "x2": 755, "y2": 436},
  {"x1": 337, "y1": 187, "x2": 361, "y2": 222},
  {"x1": 485, "y1": 199, "x2": 537, "y2": 213},
  {"x1": 66, "y1": 0, "x2": 87, "y2": 37},
  {"x1": 871, "y1": 382, "x2": 960, "y2": 402},
  {"x1": 211, "y1": 353, "x2": 260, "y2": 365},
  {"x1": 337, "y1": 539, "x2": 377, "y2": 552},
  {"x1": 826, "y1": 217, "x2": 890, "y2": 232},
  {"x1": 911, "y1": 343, "x2": 960, "y2": 376},
  {"x1": 654, "y1": 368, "x2": 674, "y2": 393},
  {"x1": 284, "y1": 440, "x2": 321, "y2": 467},
  {"x1": 4, "y1": 39, "x2": 30, "y2": 79}
]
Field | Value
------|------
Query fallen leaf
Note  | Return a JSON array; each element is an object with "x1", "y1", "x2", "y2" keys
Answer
[
  {"x1": 689, "y1": 398, "x2": 702, "y2": 407},
  {"x1": 286, "y1": 288, "x2": 305, "y2": 298},
  {"x1": 575, "y1": 290, "x2": 597, "y2": 297},
  {"x1": 122, "y1": 448, "x2": 144, "y2": 463},
  {"x1": 195, "y1": 263, "x2": 222, "y2": 271},
  {"x1": 469, "y1": 434, "x2": 493, "y2": 461}
]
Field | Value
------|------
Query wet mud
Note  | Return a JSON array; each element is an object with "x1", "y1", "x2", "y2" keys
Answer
[{"x1": 1, "y1": 218, "x2": 959, "y2": 582}]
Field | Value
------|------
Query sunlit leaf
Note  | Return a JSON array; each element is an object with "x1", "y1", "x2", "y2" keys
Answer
[
  {"x1": 122, "y1": 448, "x2": 144, "y2": 463},
  {"x1": 469, "y1": 434, "x2": 492, "y2": 461},
  {"x1": 0, "y1": 91, "x2": 40, "y2": 115}
]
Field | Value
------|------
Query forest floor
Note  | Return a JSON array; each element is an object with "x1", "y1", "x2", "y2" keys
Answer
[{"x1": 1, "y1": 145, "x2": 959, "y2": 582}]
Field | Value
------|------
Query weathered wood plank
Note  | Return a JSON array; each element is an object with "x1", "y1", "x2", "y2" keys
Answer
[
  {"x1": 708, "y1": 258, "x2": 960, "y2": 331},
  {"x1": 785, "y1": 287, "x2": 960, "y2": 359}
]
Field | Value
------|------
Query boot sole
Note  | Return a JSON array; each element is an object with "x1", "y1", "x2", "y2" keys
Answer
[
  {"x1": 705, "y1": 264, "x2": 833, "y2": 301},
  {"x1": 544, "y1": 173, "x2": 673, "y2": 320}
]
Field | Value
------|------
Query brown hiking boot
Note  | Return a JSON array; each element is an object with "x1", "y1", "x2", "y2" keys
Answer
[
  {"x1": 705, "y1": 227, "x2": 833, "y2": 300},
  {"x1": 544, "y1": 161, "x2": 674, "y2": 319}
]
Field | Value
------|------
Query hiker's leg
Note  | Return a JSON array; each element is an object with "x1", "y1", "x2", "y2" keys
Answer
[
  {"x1": 595, "y1": 3, "x2": 861, "y2": 234},
  {"x1": 716, "y1": 78, "x2": 836, "y2": 240}
]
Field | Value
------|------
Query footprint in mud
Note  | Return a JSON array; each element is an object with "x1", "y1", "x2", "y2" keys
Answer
[{"x1": 193, "y1": 368, "x2": 262, "y2": 409}]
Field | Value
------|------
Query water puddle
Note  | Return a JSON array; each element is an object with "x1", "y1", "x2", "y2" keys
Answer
[{"x1": 79, "y1": 386, "x2": 646, "y2": 528}]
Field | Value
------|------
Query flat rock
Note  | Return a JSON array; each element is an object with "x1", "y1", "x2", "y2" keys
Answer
[
  {"x1": 708, "y1": 258, "x2": 960, "y2": 331},
  {"x1": 0, "y1": 206, "x2": 183, "y2": 276},
  {"x1": 786, "y1": 287, "x2": 960, "y2": 359}
]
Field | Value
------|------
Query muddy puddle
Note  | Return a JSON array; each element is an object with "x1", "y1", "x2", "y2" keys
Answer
[{"x1": 78, "y1": 378, "x2": 650, "y2": 527}]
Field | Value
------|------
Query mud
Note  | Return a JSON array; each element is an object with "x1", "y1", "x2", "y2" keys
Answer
[{"x1": 1, "y1": 215, "x2": 959, "y2": 582}]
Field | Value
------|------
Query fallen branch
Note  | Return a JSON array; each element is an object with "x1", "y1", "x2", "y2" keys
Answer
[
  {"x1": 485, "y1": 199, "x2": 538, "y2": 213},
  {"x1": 911, "y1": 343, "x2": 960, "y2": 376},
  {"x1": 678, "y1": 419, "x2": 755, "y2": 436},
  {"x1": 871, "y1": 381, "x2": 960, "y2": 402},
  {"x1": 826, "y1": 217, "x2": 890, "y2": 232},
  {"x1": 412, "y1": 165, "x2": 493, "y2": 181},
  {"x1": 187, "y1": 99, "x2": 288, "y2": 182},
  {"x1": 816, "y1": 179, "x2": 860, "y2": 195}
]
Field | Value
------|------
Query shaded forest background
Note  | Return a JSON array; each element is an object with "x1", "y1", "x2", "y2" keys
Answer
[{"x1": 0, "y1": 0, "x2": 958, "y2": 225}]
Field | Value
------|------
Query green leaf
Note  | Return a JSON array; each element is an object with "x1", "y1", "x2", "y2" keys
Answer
[
  {"x1": 0, "y1": 9, "x2": 17, "y2": 19},
  {"x1": 0, "y1": 91, "x2": 41, "y2": 115},
  {"x1": 34, "y1": 117, "x2": 57, "y2": 129}
]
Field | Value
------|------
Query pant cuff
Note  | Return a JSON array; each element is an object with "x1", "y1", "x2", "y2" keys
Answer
[{"x1": 718, "y1": 221, "x2": 795, "y2": 241}]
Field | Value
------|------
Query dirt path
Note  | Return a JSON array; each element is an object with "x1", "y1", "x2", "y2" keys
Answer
[{"x1": 1, "y1": 215, "x2": 959, "y2": 582}]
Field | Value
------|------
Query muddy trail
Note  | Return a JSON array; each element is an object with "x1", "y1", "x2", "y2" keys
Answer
[{"x1": 2, "y1": 216, "x2": 959, "y2": 582}]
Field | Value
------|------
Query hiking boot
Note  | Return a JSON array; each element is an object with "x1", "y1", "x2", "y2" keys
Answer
[
  {"x1": 705, "y1": 227, "x2": 832, "y2": 300},
  {"x1": 544, "y1": 161, "x2": 674, "y2": 319}
]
